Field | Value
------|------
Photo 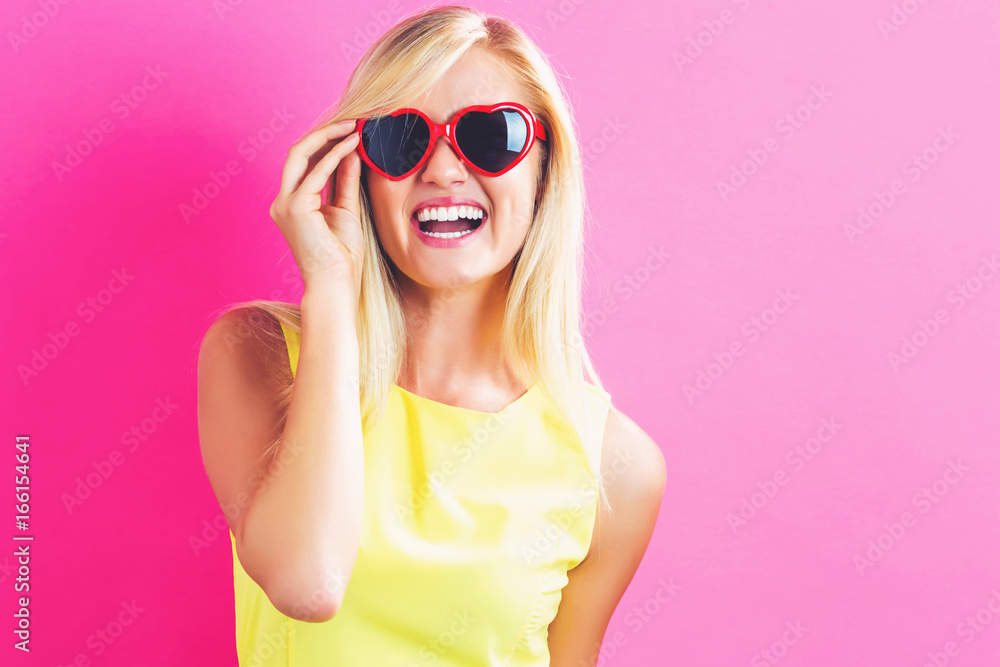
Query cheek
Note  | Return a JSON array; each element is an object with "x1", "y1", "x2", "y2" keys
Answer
[
  {"x1": 496, "y1": 184, "x2": 537, "y2": 236},
  {"x1": 367, "y1": 179, "x2": 401, "y2": 218}
]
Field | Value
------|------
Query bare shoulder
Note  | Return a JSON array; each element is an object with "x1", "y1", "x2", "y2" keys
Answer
[
  {"x1": 545, "y1": 404, "x2": 666, "y2": 663},
  {"x1": 600, "y1": 406, "x2": 667, "y2": 520},
  {"x1": 201, "y1": 306, "x2": 285, "y2": 358},
  {"x1": 196, "y1": 306, "x2": 288, "y2": 540},
  {"x1": 579, "y1": 404, "x2": 666, "y2": 565},
  {"x1": 199, "y1": 307, "x2": 288, "y2": 386}
]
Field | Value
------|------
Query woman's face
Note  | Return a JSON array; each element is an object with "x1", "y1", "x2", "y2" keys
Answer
[{"x1": 364, "y1": 48, "x2": 544, "y2": 291}]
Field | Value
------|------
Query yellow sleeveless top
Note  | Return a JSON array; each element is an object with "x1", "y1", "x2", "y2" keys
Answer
[{"x1": 229, "y1": 320, "x2": 613, "y2": 666}]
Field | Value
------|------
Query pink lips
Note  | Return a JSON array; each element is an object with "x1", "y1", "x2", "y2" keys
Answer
[
  {"x1": 411, "y1": 195, "x2": 488, "y2": 219},
  {"x1": 410, "y1": 196, "x2": 488, "y2": 249},
  {"x1": 409, "y1": 213, "x2": 486, "y2": 248}
]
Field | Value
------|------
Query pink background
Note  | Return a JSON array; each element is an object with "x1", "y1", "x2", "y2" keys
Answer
[{"x1": 3, "y1": 0, "x2": 999, "y2": 665}]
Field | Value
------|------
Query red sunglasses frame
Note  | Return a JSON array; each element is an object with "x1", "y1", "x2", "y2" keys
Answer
[{"x1": 353, "y1": 101, "x2": 548, "y2": 181}]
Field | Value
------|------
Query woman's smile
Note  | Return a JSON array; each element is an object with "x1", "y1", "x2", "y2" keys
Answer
[
  {"x1": 409, "y1": 211, "x2": 486, "y2": 247},
  {"x1": 409, "y1": 196, "x2": 489, "y2": 247}
]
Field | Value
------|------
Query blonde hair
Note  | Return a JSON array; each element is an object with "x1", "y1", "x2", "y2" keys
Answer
[{"x1": 207, "y1": 4, "x2": 615, "y2": 518}]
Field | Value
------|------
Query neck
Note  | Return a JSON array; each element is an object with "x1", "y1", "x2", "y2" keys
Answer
[{"x1": 394, "y1": 263, "x2": 525, "y2": 394}]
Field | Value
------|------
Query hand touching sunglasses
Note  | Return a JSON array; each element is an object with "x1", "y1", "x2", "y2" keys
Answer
[{"x1": 353, "y1": 101, "x2": 548, "y2": 181}]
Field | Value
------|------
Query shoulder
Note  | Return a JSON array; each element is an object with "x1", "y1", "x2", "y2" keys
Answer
[
  {"x1": 198, "y1": 306, "x2": 288, "y2": 382},
  {"x1": 577, "y1": 385, "x2": 666, "y2": 515},
  {"x1": 601, "y1": 406, "x2": 666, "y2": 505},
  {"x1": 583, "y1": 405, "x2": 666, "y2": 564},
  {"x1": 545, "y1": 403, "x2": 666, "y2": 660}
]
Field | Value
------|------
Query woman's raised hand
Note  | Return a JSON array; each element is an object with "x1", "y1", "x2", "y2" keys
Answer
[{"x1": 269, "y1": 120, "x2": 365, "y2": 297}]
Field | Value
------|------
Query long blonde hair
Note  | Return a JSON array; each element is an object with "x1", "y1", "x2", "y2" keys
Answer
[{"x1": 206, "y1": 4, "x2": 615, "y2": 517}]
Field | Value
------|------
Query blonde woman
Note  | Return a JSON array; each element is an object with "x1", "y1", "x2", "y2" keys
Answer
[{"x1": 197, "y1": 5, "x2": 665, "y2": 665}]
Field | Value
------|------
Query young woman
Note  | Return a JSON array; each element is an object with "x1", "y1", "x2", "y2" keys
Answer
[{"x1": 197, "y1": 5, "x2": 665, "y2": 666}]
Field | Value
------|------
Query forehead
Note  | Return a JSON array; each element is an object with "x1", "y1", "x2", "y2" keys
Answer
[{"x1": 406, "y1": 48, "x2": 525, "y2": 122}]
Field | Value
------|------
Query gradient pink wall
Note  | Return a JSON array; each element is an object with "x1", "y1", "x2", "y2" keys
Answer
[{"x1": 3, "y1": 0, "x2": 999, "y2": 665}]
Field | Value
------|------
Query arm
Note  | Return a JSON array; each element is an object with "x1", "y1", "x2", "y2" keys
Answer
[
  {"x1": 196, "y1": 283, "x2": 364, "y2": 622},
  {"x1": 547, "y1": 407, "x2": 667, "y2": 666}
]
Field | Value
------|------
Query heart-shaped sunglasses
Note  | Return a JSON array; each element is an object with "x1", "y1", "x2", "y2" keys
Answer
[{"x1": 353, "y1": 101, "x2": 547, "y2": 181}]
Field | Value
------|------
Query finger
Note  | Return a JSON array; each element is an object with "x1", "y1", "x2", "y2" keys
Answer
[
  {"x1": 331, "y1": 145, "x2": 362, "y2": 220},
  {"x1": 278, "y1": 120, "x2": 357, "y2": 198},
  {"x1": 279, "y1": 120, "x2": 356, "y2": 197},
  {"x1": 297, "y1": 130, "x2": 360, "y2": 200}
]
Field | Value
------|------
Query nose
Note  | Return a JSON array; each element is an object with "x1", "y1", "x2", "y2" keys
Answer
[{"x1": 419, "y1": 135, "x2": 469, "y2": 186}]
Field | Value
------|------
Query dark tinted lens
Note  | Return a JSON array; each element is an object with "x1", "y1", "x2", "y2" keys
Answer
[
  {"x1": 360, "y1": 113, "x2": 431, "y2": 177},
  {"x1": 455, "y1": 109, "x2": 529, "y2": 173}
]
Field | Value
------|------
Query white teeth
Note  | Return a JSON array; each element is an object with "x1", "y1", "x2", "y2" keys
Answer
[
  {"x1": 414, "y1": 204, "x2": 484, "y2": 239},
  {"x1": 420, "y1": 228, "x2": 475, "y2": 239},
  {"x1": 415, "y1": 205, "x2": 484, "y2": 222}
]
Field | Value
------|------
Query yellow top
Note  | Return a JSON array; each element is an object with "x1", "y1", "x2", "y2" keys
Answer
[{"x1": 230, "y1": 319, "x2": 613, "y2": 666}]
